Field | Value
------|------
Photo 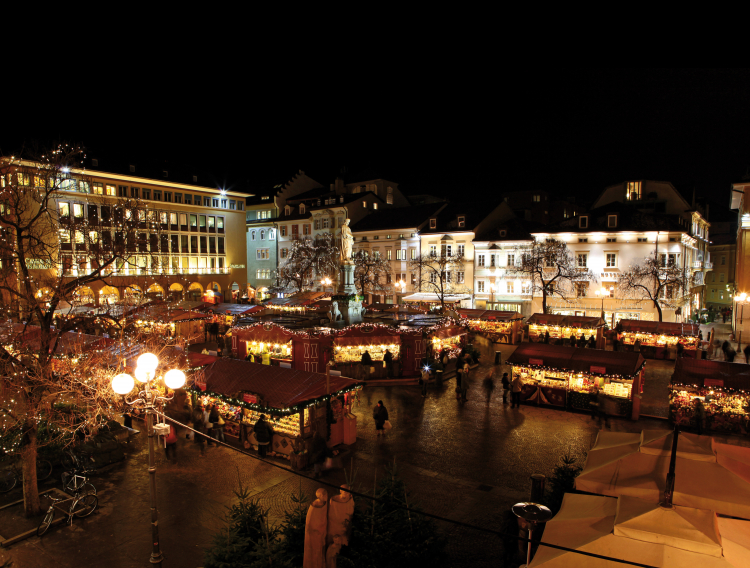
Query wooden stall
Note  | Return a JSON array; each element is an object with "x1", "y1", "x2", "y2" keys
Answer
[
  {"x1": 333, "y1": 324, "x2": 404, "y2": 380},
  {"x1": 506, "y1": 343, "x2": 646, "y2": 420},
  {"x1": 669, "y1": 358, "x2": 750, "y2": 435},
  {"x1": 132, "y1": 305, "x2": 211, "y2": 344},
  {"x1": 617, "y1": 319, "x2": 700, "y2": 359},
  {"x1": 458, "y1": 309, "x2": 524, "y2": 344},
  {"x1": 426, "y1": 324, "x2": 468, "y2": 359},
  {"x1": 526, "y1": 314, "x2": 606, "y2": 349},
  {"x1": 195, "y1": 359, "x2": 363, "y2": 468},
  {"x1": 231, "y1": 322, "x2": 296, "y2": 365}
]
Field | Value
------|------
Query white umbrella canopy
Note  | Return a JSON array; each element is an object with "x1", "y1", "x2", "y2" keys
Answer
[
  {"x1": 530, "y1": 494, "x2": 745, "y2": 568},
  {"x1": 576, "y1": 430, "x2": 750, "y2": 519}
]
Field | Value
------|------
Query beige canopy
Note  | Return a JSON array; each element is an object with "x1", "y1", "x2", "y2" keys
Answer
[
  {"x1": 576, "y1": 430, "x2": 750, "y2": 519},
  {"x1": 530, "y1": 493, "x2": 749, "y2": 567}
]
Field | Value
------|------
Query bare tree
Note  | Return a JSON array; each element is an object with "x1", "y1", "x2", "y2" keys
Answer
[
  {"x1": 508, "y1": 238, "x2": 595, "y2": 314},
  {"x1": 409, "y1": 251, "x2": 469, "y2": 310},
  {"x1": 0, "y1": 144, "x2": 171, "y2": 515},
  {"x1": 617, "y1": 252, "x2": 690, "y2": 322},
  {"x1": 277, "y1": 233, "x2": 339, "y2": 293},
  {"x1": 351, "y1": 250, "x2": 392, "y2": 297}
]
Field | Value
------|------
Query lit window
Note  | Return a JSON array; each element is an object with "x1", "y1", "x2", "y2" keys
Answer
[
  {"x1": 606, "y1": 253, "x2": 617, "y2": 268},
  {"x1": 506, "y1": 281, "x2": 514, "y2": 294},
  {"x1": 579, "y1": 216, "x2": 589, "y2": 229},
  {"x1": 477, "y1": 281, "x2": 485, "y2": 292},
  {"x1": 577, "y1": 253, "x2": 587, "y2": 268},
  {"x1": 429, "y1": 218, "x2": 436, "y2": 229},
  {"x1": 626, "y1": 181, "x2": 642, "y2": 200},
  {"x1": 457, "y1": 216, "x2": 465, "y2": 228},
  {"x1": 477, "y1": 254, "x2": 485, "y2": 267}
]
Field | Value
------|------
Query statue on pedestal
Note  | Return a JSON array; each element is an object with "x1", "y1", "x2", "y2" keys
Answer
[
  {"x1": 328, "y1": 484, "x2": 354, "y2": 546},
  {"x1": 340, "y1": 219, "x2": 353, "y2": 263},
  {"x1": 304, "y1": 488, "x2": 329, "y2": 568}
]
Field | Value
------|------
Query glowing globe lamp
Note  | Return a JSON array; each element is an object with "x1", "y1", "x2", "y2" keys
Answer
[
  {"x1": 112, "y1": 373, "x2": 135, "y2": 395},
  {"x1": 137, "y1": 352, "x2": 159, "y2": 372},
  {"x1": 164, "y1": 369, "x2": 186, "y2": 390}
]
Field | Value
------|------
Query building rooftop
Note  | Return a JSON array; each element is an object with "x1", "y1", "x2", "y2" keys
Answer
[
  {"x1": 420, "y1": 201, "x2": 498, "y2": 234},
  {"x1": 544, "y1": 201, "x2": 686, "y2": 234},
  {"x1": 350, "y1": 204, "x2": 445, "y2": 232}
]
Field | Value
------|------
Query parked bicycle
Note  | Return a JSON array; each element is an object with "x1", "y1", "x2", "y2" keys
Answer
[
  {"x1": 0, "y1": 456, "x2": 53, "y2": 493},
  {"x1": 37, "y1": 469, "x2": 97, "y2": 536}
]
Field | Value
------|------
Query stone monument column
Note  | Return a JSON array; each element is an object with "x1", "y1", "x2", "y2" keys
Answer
[{"x1": 332, "y1": 219, "x2": 362, "y2": 325}]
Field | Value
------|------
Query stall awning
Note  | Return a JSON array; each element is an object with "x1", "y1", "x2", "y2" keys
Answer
[
  {"x1": 458, "y1": 309, "x2": 524, "y2": 322},
  {"x1": 204, "y1": 303, "x2": 259, "y2": 316},
  {"x1": 334, "y1": 326, "x2": 403, "y2": 347},
  {"x1": 671, "y1": 358, "x2": 750, "y2": 390},
  {"x1": 202, "y1": 359, "x2": 362, "y2": 409},
  {"x1": 620, "y1": 319, "x2": 699, "y2": 337},
  {"x1": 526, "y1": 314, "x2": 606, "y2": 329},
  {"x1": 402, "y1": 293, "x2": 471, "y2": 303},
  {"x1": 507, "y1": 343, "x2": 645, "y2": 377},
  {"x1": 233, "y1": 323, "x2": 296, "y2": 344}
]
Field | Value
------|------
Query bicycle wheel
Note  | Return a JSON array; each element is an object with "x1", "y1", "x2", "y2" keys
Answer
[
  {"x1": 37, "y1": 508, "x2": 55, "y2": 536},
  {"x1": 0, "y1": 469, "x2": 17, "y2": 493},
  {"x1": 73, "y1": 494, "x2": 98, "y2": 518},
  {"x1": 61, "y1": 452, "x2": 77, "y2": 471},
  {"x1": 79, "y1": 482, "x2": 96, "y2": 496},
  {"x1": 36, "y1": 460, "x2": 53, "y2": 481}
]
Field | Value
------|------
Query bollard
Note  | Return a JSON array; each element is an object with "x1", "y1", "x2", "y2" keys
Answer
[{"x1": 529, "y1": 474, "x2": 546, "y2": 503}]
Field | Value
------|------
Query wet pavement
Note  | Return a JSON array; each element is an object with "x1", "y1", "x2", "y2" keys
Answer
[{"x1": 2, "y1": 343, "x2": 749, "y2": 567}]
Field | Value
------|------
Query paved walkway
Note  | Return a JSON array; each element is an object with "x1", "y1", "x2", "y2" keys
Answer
[{"x1": 1, "y1": 354, "x2": 749, "y2": 567}]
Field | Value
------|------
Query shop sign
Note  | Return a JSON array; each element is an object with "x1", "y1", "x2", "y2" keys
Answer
[
  {"x1": 704, "y1": 378, "x2": 724, "y2": 387},
  {"x1": 590, "y1": 366, "x2": 606, "y2": 374},
  {"x1": 529, "y1": 358, "x2": 543, "y2": 366},
  {"x1": 243, "y1": 393, "x2": 258, "y2": 404},
  {"x1": 230, "y1": 264, "x2": 245, "y2": 269}
]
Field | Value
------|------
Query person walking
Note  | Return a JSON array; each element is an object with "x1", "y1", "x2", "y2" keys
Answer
[
  {"x1": 420, "y1": 366, "x2": 430, "y2": 397},
  {"x1": 455, "y1": 360, "x2": 463, "y2": 400},
  {"x1": 501, "y1": 372, "x2": 510, "y2": 404},
  {"x1": 727, "y1": 345, "x2": 737, "y2": 362},
  {"x1": 192, "y1": 409, "x2": 206, "y2": 457},
  {"x1": 164, "y1": 423, "x2": 178, "y2": 463},
  {"x1": 482, "y1": 369, "x2": 495, "y2": 404},
  {"x1": 587, "y1": 335, "x2": 596, "y2": 349},
  {"x1": 384, "y1": 349, "x2": 394, "y2": 378},
  {"x1": 201, "y1": 405, "x2": 213, "y2": 446},
  {"x1": 460, "y1": 362, "x2": 471, "y2": 402},
  {"x1": 361, "y1": 350, "x2": 373, "y2": 380},
  {"x1": 713, "y1": 337, "x2": 721, "y2": 360},
  {"x1": 253, "y1": 414, "x2": 274, "y2": 458},
  {"x1": 694, "y1": 399, "x2": 706, "y2": 435},
  {"x1": 722, "y1": 340, "x2": 730, "y2": 361},
  {"x1": 676, "y1": 342, "x2": 684, "y2": 359},
  {"x1": 210, "y1": 404, "x2": 225, "y2": 443},
  {"x1": 510, "y1": 374, "x2": 522, "y2": 408},
  {"x1": 373, "y1": 400, "x2": 389, "y2": 436},
  {"x1": 543, "y1": 330, "x2": 550, "y2": 344}
]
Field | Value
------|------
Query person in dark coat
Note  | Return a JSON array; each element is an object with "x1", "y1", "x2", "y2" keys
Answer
[
  {"x1": 501, "y1": 372, "x2": 510, "y2": 403},
  {"x1": 578, "y1": 334, "x2": 586, "y2": 348},
  {"x1": 383, "y1": 349, "x2": 394, "y2": 378},
  {"x1": 676, "y1": 342, "x2": 684, "y2": 358},
  {"x1": 722, "y1": 340, "x2": 730, "y2": 361},
  {"x1": 253, "y1": 414, "x2": 274, "y2": 458},
  {"x1": 482, "y1": 369, "x2": 495, "y2": 404},
  {"x1": 373, "y1": 400, "x2": 388, "y2": 435},
  {"x1": 744, "y1": 344, "x2": 750, "y2": 364},
  {"x1": 192, "y1": 409, "x2": 206, "y2": 456},
  {"x1": 727, "y1": 345, "x2": 737, "y2": 362},
  {"x1": 310, "y1": 430, "x2": 334, "y2": 478},
  {"x1": 587, "y1": 335, "x2": 596, "y2": 349},
  {"x1": 361, "y1": 350, "x2": 373, "y2": 366},
  {"x1": 543, "y1": 330, "x2": 550, "y2": 344}
]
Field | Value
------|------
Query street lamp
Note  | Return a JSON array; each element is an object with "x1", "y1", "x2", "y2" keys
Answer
[
  {"x1": 396, "y1": 280, "x2": 406, "y2": 303},
  {"x1": 489, "y1": 282, "x2": 496, "y2": 307},
  {"x1": 595, "y1": 288, "x2": 608, "y2": 320},
  {"x1": 111, "y1": 353, "x2": 186, "y2": 567},
  {"x1": 321, "y1": 277, "x2": 332, "y2": 293},
  {"x1": 734, "y1": 292, "x2": 750, "y2": 351}
]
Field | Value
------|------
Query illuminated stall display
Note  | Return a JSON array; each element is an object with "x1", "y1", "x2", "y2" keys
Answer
[
  {"x1": 526, "y1": 314, "x2": 606, "y2": 349},
  {"x1": 196, "y1": 359, "x2": 363, "y2": 467},
  {"x1": 458, "y1": 309, "x2": 524, "y2": 344},
  {"x1": 232, "y1": 323, "x2": 296, "y2": 364},
  {"x1": 506, "y1": 343, "x2": 646, "y2": 420},
  {"x1": 133, "y1": 307, "x2": 211, "y2": 343},
  {"x1": 669, "y1": 358, "x2": 750, "y2": 435},
  {"x1": 427, "y1": 325, "x2": 468, "y2": 358},
  {"x1": 617, "y1": 319, "x2": 699, "y2": 359}
]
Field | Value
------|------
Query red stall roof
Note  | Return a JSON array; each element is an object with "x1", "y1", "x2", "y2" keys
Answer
[
  {"x1": 334, "y1": 326, "x2": 403, "y2": 346},
  {"x1": 232, "y1": 322, "x2": 296, "y2": 344},
  {"x1": 507, "y1": 343, "x2": 645, "y2": 377},
  {"x1": 671, "y1": 358, "x2": 750, "y2": 390},
  {"x1": 526, "y1": 314, "x2": 606, "y2": 329},
  {"x1": 458, "y1": 309, "x2": 524, "y2": 322},
  {"x1": 619, "y1": 319, "x2": 699, "y2": 337},
  {"x1": 202, "y1": 359, "x2": 362, "y2": 409}
]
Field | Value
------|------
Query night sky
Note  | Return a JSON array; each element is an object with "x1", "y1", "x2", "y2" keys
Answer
[{"x1": 3, "y1": 69, "x2": 750, "y2": 216}]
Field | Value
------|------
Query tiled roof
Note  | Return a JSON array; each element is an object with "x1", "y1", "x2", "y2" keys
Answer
[
  {"x1": 507, "y1": 343, "x2": 645, "y2": 377},
  {"x1": 202, "y1": 359, "x2": 361, "y2": 409},
  {"x1": 419, "y1": 201, "x2": 498, "y2": 234},
  {"x1": 351, "y1": 204, "x2": 446, "y2": 232},
  {"x1": 544, "y1": 201, "x2": 686, "y2": 234}
]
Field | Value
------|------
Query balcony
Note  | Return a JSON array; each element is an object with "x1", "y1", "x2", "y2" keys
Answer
[
  {"x1": 704, "y1": 261, "x2": 713, "y2": 270},
  {"x1": 693, "y1": 261, "x2": 703, "y2": 269}
]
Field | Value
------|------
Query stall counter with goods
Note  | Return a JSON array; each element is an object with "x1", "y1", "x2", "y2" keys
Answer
[
  {"x1": 506, "y1": 343, "x2": 645, "y2": 419},
  {"x1": 526, "y1": 314, "x2": 606, "y2": 349},
  {"x1": 617, "y1": 319, "x2": 699, "y2": 359},
  {"x1": 196, "y1": 358, "x2": 363, "y2": 468},
  {"x1": 669, "y1": 358, "x2": 750, "y2": 435},
  {"x1": 458, "y1": 309, "x2": 524, "y2": 344}
]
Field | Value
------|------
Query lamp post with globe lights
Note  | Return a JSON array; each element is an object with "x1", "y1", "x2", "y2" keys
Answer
[
  {"x1": 111, "y1": 353, "x2": 186, "y2": 567},
  {"x1": 321, "y1": 276, "x2": 333, "y2": 294},
  {"x1": 396, "y1": 279, "x2": 406, "y2": 303}
]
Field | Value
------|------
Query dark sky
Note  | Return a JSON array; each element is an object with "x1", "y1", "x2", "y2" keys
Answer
[{"x1": 3, "y1": 68, "x2": 750, "y2": 216}]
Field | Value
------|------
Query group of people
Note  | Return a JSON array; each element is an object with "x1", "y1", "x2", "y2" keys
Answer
[
  {"x1": 535, "y1": 330, "x2": 597, "y2": 348},
  {"x1": 190, "y1": 404, "x2": 227, "y2": 456}
]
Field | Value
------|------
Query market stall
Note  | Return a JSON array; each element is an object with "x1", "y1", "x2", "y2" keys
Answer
[
  {"x1": 426, "y1": 324, "x2": 468, "y2": 358},
  {"x1": 506, "y1": 343, "x2": 646, "y2": 419},
  {"x1": 333, "y1": 324, "x2": 404, "y2": 380},
  {"x1": 131, "y1": 305, "x2": 211, "y2": 344},
  {"x1": 195, "y1": 359, "x2": 363, "y2": 468},
  {"x1": 231, "y1": 322, "x2": 297, "y2": 365},
  {"x1": 458, "y1": 309, "x2": 524, "y2": 344},
  {"x1": 617, "y1": 320, "x2": 700, "y2": 359},
  {"x1": 526, "y1": 314, "x2": 606, "y2": 349},
  {"x1": 669, "y1": 358, "x2": 750, "y2": 435}
]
